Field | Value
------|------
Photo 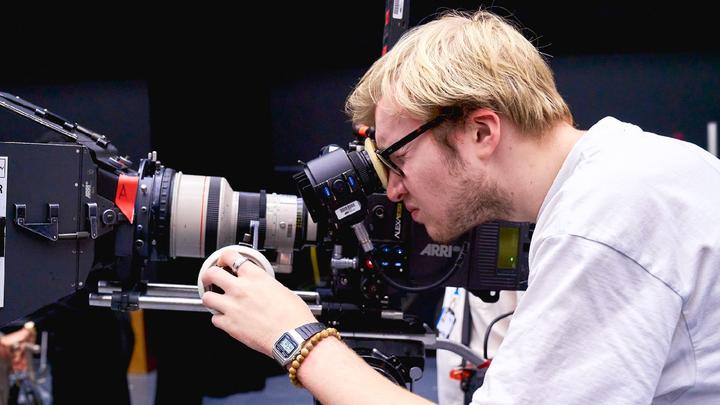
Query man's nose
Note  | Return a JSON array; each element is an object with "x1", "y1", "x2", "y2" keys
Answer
[{"x1": 385, "y1": 172, "x2": 406, "y2": 202}]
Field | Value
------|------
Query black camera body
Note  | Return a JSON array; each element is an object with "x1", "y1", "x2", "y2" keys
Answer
[
  {"x1": 0, "y1": 142, "x2": 98, "y2": 324},
  {"x1": 0, "y1": 91, "x2": 312, "y2": 324},
  {"x1": 293, "y1": 139, "x2": 532, "y2": 316},
  {"x1": 0, "y1": 137, "x2": 184, "y2": 324},
  {"x1": 289, "y1": 138, "x2": 533, "y2": 389}
]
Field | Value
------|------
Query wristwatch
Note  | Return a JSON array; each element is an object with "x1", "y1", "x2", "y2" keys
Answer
[{"x1": 272, "y1": 322, "x2": 326, "y2": 368}]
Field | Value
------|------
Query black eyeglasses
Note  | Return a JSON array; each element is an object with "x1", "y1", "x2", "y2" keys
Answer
[{"x1": 374, "y1": 115, "x2": 446, "y2": 177}]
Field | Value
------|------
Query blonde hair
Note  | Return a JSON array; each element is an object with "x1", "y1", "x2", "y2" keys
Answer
[{"x1": 345, "y1": 10, "x2": 572, "y2": 135}]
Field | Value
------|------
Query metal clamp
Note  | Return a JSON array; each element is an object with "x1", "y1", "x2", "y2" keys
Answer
[{"x1": 14, "y1": 203, "x2": 59, "y2": 241}]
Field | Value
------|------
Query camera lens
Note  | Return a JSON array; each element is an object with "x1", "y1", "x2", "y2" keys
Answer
[{"x1": 137, "y1": 170, "x2": 316, "y2": 273}]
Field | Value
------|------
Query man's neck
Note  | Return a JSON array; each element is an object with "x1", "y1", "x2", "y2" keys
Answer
[{"x1": 496, "y1": 121, "x2": 585, "y2": 222}]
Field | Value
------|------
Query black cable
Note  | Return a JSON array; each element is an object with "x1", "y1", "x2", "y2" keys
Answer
[
  {"x1": 368, "y1": 240, "x2": 470, "y2": 293},
  {"x1": 483, "y1": 310, "x2": 514, "y2": 360}
]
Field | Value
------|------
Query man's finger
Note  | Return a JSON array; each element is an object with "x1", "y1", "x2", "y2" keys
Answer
[
  {"x1": 202, "y1": 290, "x2": 229, "y2": 315},
  {"x1": 211, "y1": 313, "x2": 231, "y2": 332},
  {"x1": 200, "y1": 265, "x2": 238, "y2": 292},
  {"x1": 218, "y1": 250, "x2": 252, "y2": 273}
]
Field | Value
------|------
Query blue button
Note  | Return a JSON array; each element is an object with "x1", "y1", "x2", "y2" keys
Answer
[
  {"x1": 347, "y1": 175, "x2": 357, "y2": 188},
  {"x1": 394, "y1": 247, "x2": 404, "y2": 256},
  {"x1": 380, "y1": 261, "x2": 390, "y2": 267},
  {"x1": 381, "y1": 246, "x2": 391, "y2": 254},
  {"x1": 394, "y1": 262, "x2": 403, "y2": 268},
  {"x1": 322, "y1": 186, "x2": 332, "y2": 198}
]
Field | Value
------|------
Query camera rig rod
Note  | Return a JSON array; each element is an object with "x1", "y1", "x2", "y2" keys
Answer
[
  {"x1": 0, "y1": 92, "x2": 82, "y2": 142},
  {"x1": 0, "y1": 91, "x2": 133, "y2": 172},
  {"x1": 90, "y1": 281, "x2": 406, "y2": 319},
  {"x1": 89, "y1": 281, "x2": 326, "y2": 314},
  {"x1": 88, "y1": 281, "x2": 483, "y2": 364}
]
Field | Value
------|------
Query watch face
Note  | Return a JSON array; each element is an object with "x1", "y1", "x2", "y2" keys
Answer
[{"x1": 276, "y1": 333, "x2": 298, "y2": 358}]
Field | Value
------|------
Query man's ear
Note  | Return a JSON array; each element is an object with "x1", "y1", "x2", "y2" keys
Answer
[{"x1": 468, "y1": 108, "x2": 501, "y2": 158}]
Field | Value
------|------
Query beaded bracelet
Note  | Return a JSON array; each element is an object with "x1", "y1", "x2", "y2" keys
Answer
[{"x1": 288, "y1": 327, "x2": 341, "y2": 388}]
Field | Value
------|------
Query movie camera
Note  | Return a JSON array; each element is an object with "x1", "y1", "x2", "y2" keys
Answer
[{"x1": 0, "y1": 91, "x2": 531, "y2": 388}]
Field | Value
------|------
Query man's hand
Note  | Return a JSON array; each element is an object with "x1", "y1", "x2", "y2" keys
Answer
[{"x1": 200, "y1": 249, "x2": 317, "y2": 357}]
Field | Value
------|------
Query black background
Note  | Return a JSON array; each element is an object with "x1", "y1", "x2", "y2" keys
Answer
[{"x1": 3, "y1": 1, "x2": 719, "y2": 195}]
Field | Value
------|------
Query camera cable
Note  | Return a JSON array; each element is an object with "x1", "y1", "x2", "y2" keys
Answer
[{"x1": 483, "y1": 310, "x2": 514, "y2": 360}]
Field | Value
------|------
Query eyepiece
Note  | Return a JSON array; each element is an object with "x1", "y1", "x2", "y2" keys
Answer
[{"x1": 293, "y1": 146, "x2": 384, "y2": 229}]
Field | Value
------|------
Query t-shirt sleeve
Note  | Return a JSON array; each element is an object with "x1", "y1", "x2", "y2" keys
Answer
[{"x1": 471, "y1": 234, "x2": 683, "y2": 405}]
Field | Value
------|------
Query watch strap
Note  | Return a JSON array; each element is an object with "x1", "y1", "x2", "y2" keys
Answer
[{"x1": 295, "y1": 322, "x2": 326, "y2": 340}]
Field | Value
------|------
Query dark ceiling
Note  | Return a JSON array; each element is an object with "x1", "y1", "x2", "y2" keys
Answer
[{"x1": 2, "y1": 1, "x2": 717, "y2": 84}]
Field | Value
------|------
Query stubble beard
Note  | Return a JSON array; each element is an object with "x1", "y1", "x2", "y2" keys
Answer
[{"x1": 429, "y1": 169, "x2": 511, "y2": 244}]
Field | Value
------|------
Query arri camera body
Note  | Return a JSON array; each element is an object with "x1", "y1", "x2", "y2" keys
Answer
[
  {"x1": 289, "y1": 127, "x2": 533, "y2": 388},
  {"x1": 292, "y1": 133, "x2": 533, "y2": 323}
]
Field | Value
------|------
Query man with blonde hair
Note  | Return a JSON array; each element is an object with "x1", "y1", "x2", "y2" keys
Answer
[{"x1": 201, "y1": 9, "x2": 720, "y2": 404}]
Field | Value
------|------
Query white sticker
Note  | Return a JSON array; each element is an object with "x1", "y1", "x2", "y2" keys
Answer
[
  {"x1": 437, "y1": 288, "x2": 461, "y2": 339},
  {"x1": 436, "y1": 307, "x2": 456, "y2": 339},
  {"x1": 335, "y1": 200, "x2": 361, "y2": 220},
  {"x1": 0, "y1": 156, "x2": 7, "y2": 307},
  {"x1": 392, "y1": 0, "x2": 404, "y2": 19}
]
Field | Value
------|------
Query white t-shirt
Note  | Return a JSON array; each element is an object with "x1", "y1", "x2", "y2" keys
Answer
[
  {"x1": 436, "y1": 288, "x2": 522, "y2": 405},
  {"x1": 472, "y1": 117, "x2": 720, "y2": 404}
]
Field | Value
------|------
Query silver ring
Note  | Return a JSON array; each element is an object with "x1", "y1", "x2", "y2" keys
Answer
[{"x1": 231, "y1": 255, "x2": 249, "y2": 273}]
